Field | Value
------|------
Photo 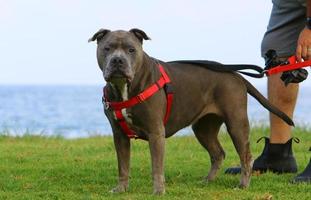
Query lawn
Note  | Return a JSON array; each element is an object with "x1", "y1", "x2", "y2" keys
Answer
[{"x1": 1, "y1": 127, "x2": 311, "y2": 200}]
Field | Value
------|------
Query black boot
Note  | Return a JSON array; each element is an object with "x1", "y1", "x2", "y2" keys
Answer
[
  {"x1": 252, "y1": 137, "x2": 270, "y2": 172},
  {"x1": 292, "y1": 148, "x2": 311, "y2": 183},
  {"x1": 265, "y1": 138, "x2": 298, "y2": 173},
  {"x1": 225, "y1": 137, "x2": 298, "y2": 174}
]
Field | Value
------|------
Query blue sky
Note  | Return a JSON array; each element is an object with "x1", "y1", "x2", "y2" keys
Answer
[{"x1": 0, "y1": 0, "x2": 310, "y2": 87}]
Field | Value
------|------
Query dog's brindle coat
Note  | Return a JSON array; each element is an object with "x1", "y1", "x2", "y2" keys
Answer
[{"x1": 89, "y1": 29, "x2": 294, "y2": 195}]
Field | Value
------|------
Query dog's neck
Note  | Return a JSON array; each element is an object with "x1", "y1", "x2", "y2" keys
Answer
[
  {"x1": 109, "y1": 79, "x2": 129, "y2": 101},
  {"x1": 128, "y1": 53, "x2": 161, "y2": 95},
  {"x1": 107, "y1": 53, "x2": 160, "y2": 102}
]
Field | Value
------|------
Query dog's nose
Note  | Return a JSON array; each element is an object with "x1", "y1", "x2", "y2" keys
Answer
[{"x1": 111, "y1": 57, "x2": 124, "y2": 66}]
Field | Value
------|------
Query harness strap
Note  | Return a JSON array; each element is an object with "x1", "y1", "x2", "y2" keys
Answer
[
  {"x1": 114, "y1": 110, "x2": 138, "y2": 139},
  {"x1": 103, "y1": 64, "x2": 173, "y2": 139},
  {"x1": 164, "y1": 84, "x2": 173, "y2": 124}
]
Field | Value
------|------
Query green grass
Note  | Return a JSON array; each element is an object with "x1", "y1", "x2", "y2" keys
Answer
[{"x1": 1, "y1": 127, "x2": 311, "y2": 199}]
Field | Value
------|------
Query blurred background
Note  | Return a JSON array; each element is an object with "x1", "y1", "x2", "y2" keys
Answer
[{"x1": 0, "y1": 0, "x2": 310, "y2": 138}]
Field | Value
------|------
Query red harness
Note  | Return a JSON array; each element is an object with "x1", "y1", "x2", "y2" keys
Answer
[
  {"x1": 102, "y1": 64, "x2": 173, "y2": 139},
  {"x1": 266, "y1": 56, "x2": 311, "y2": 76}
]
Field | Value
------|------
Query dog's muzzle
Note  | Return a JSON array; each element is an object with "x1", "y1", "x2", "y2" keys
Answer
[{"x1": 104, "y1": 57, "x2": 133, "y2": 82}]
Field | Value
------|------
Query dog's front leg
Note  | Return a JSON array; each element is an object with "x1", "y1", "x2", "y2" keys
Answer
[
  {"x1": 148, "y1": 128, "x2": 166, "y2": 195},
  {"x1": 111, "y1": 131, "x2": 131, "y2": 193}
]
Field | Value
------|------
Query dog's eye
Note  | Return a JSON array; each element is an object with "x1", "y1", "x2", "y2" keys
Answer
[
  {"x1": 129, "y1": 48, "x2": 135, "y2": 53},
  {"x1": 104, "y1": 47, "x2": 110, "y2": 52}
]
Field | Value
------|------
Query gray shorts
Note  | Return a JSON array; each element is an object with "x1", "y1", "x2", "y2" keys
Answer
[{"x1": 261, "y1": 0, "x2": 306, "y2": 58}]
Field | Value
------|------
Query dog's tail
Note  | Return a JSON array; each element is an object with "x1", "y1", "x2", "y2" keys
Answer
[{"x1": 243, "y1": 78, "x2": 294, "y2": 126}]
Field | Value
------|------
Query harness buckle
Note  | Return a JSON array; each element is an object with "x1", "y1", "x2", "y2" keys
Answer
[
  {"x1": 104, "y1": 101, "x2": 110, "y2": 110},
  {"x1": 164, "y1": 83, "x2": 173, "y2": 94},
  {"x1": 137, "y1": 93, "x2": 146, "y2": 102},
  {"x1": 102, "y1": 96, "x2": 110, "y2": 110}
]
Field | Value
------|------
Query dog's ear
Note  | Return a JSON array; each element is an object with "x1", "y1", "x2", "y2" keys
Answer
[
  {"x1": 129, "y1": 28, "x2": 151, "y2": 43},
  {"x1": 88, "y1": 29, "x2": 111, "y2": 43}
]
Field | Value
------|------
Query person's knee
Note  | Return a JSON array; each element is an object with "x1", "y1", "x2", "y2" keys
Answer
[{"x1": 268, "y1": 70, "x2": 298, "y2": 106}]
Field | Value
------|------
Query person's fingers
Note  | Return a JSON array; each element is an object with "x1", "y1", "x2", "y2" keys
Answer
[{"x1": 296, "y1": 44, "x2": 302, "y2": 62}]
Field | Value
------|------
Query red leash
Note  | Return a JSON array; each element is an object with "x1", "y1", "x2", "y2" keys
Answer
[
  {"x1": 103, "y1": 64, "x2": 173, "y2": 139},
  {"x1": 265, "y1": 56, "x2": 311, "y2": 76}
]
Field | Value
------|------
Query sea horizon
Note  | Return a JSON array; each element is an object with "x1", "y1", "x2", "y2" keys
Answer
[{"x1": 1, "y1": 84, "x2": 310, "y2": 138}]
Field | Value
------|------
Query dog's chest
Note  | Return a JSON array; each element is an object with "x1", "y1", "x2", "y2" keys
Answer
[
  {"x1": 105, "y1": 83, "x2": 150, "y2": 138},
  {"x1": 119, "y1": 86, "x2": 133, "y2": 124},
  {"x1": 119, "y1": 109, "x2": 132, "y2": 124},
  {"x1": 109, "y1": 83, "x2": 134, "y2": 125}
]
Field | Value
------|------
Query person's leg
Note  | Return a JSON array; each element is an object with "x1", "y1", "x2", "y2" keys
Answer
[
  {"x1": 268, "y1": 66, "x2": 299, "y2": 143},
  {"x1": 250, "y1": 71, "x2": 298, "y2": 173},
  {"x1": 257, "y1": 1, "x2": 305, "y2": 174}
]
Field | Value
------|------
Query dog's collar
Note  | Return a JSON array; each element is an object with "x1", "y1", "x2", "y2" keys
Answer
[{"x1": 102, "y1": 64, "x2": 173, "y2": 139}]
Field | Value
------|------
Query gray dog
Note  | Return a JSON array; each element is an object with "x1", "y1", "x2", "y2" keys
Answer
[{"x1": 88, "y1": 28, "x2": 293, "y2": 195}]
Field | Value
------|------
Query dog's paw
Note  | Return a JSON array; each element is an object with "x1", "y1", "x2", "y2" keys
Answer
[
  {"x1": 110, "y1": 185, "x2": 128, "y2": 193},
  {"x1": 238, "y1": 183, "x2": 249, "y2": 189},
  {"x1": 153, "y1": 188, "x2": 165, "y2": 195},
  {"x1": 203, "y1": 174, "x2": 217, "y2": 182},
  {"x1": 201, "y1": 176, "x2": 210, "y2": 184},
  {"x1": 152, "y1": 176, "x2": 165, "y2": 195},
  {"x1": 239, "y1": 178, "x2": 250, "y2": 189}
]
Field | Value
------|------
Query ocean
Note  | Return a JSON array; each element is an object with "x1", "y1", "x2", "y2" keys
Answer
[{"x1": 0, "y1": 85, "x2": 310, "y2": 138}]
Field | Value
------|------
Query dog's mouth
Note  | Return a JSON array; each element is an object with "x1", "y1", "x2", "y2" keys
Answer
[
  {"x1": 104, "y1": 62, "x2": 134, "y2": 84},
  {"x1": 109, "y1": 77, "x2": 128, "y2": 87},
  {"x1": 105, "y1": 72, "x2": 133, "y2": 84}
]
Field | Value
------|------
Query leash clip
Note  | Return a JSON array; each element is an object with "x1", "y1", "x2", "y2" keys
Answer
[{"x1": 261, "y1": 70, "x2": 268, "y2": 76}]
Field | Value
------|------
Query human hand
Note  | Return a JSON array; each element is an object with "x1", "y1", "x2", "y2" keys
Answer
[{"x1": 296, "y1": 27, "x2": 311, "y2": 62}]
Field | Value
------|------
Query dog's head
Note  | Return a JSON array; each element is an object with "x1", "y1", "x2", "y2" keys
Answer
[{"x1": 89, "y1": 28, "x2": 151, "y2": 84}]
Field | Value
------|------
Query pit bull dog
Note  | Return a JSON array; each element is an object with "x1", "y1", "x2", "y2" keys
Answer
[{"x1": 88, "y1": 28, "x2": 294, "y2": 195}]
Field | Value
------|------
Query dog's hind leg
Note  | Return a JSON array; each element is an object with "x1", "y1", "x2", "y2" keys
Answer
[
  {"x1": 225, "y1": 111, "x2": 252, "y2": 188},
  {"x1": 192, "y1": 114, "x2": 225, "y2": 181}
]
